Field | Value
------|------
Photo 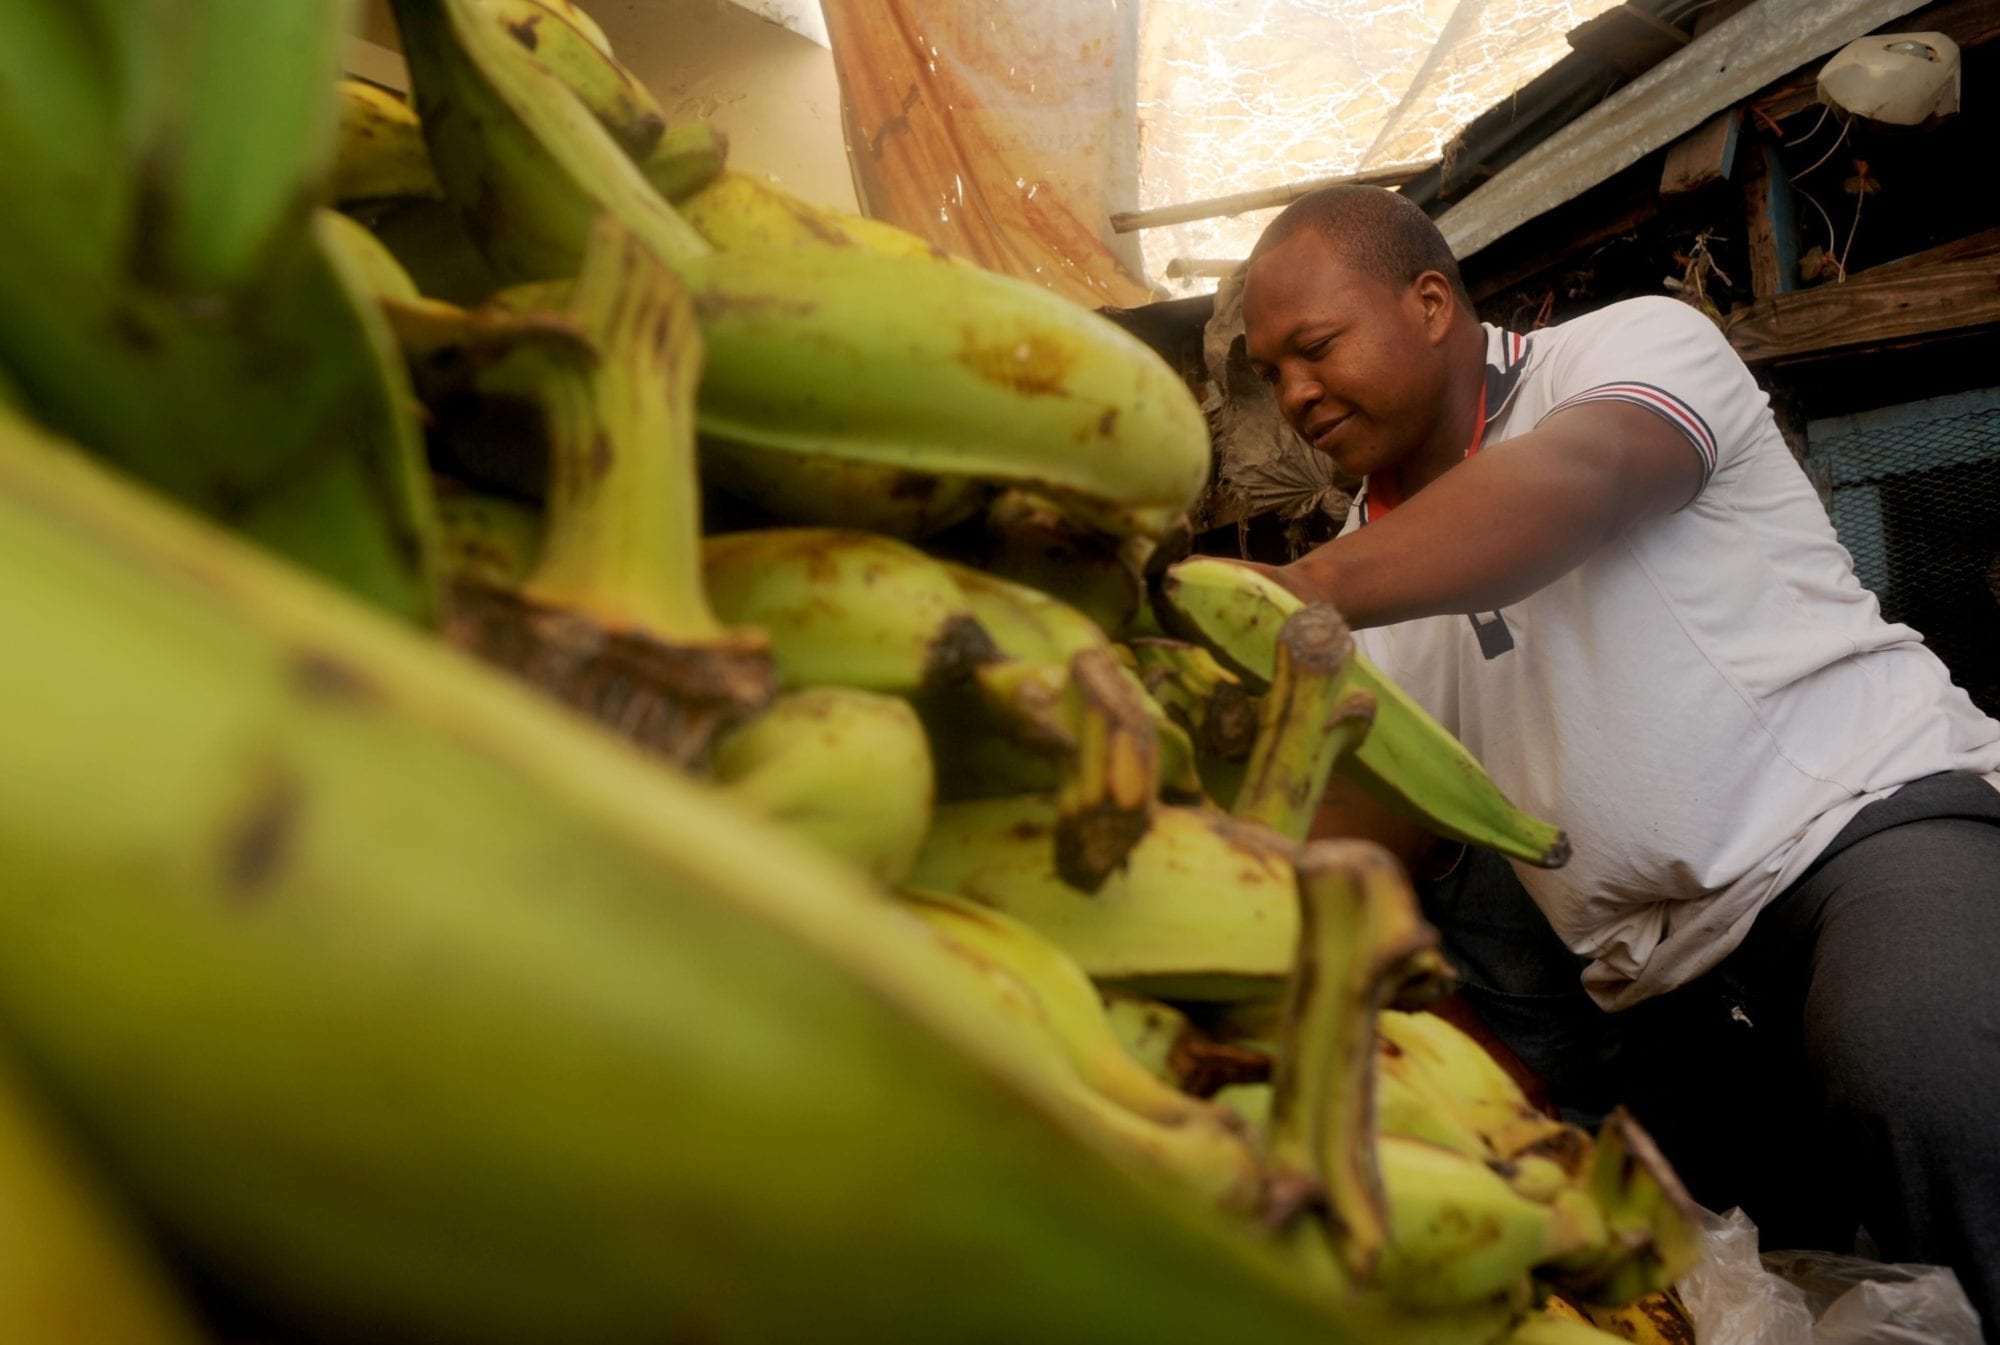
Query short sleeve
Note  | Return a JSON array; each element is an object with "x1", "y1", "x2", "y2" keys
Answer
[{"x1": 1530, "y1": 296, "x2": 1770, "y2": 501}]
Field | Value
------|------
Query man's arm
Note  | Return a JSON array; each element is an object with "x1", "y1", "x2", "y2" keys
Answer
[{"x1": 1260, "y1": 400, "x2": 1705, "y2": 628}]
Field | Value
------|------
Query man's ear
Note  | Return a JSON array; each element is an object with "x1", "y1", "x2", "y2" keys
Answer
[{"x1": 1413, "y1": 270, "x2": 1458, "y2": 342}]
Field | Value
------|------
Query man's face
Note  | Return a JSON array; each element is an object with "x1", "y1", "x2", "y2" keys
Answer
[{"x1": 1242, "y1": 228, "x2": 1449, "y2": 481}]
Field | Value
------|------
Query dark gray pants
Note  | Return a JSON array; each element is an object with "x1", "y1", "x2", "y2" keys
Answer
[{"x1": 1421, "y1": 773, "x2": 2000, "y2": 1338}]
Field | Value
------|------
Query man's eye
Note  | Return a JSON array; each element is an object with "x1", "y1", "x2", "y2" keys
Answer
[{"x1": 1302, "y1": 337, "x2": 1333, "y2": 358}]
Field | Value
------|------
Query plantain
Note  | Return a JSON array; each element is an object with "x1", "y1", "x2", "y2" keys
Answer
[
  {"x1": 1156, "y1": 557, "x2": 1570, "y2": 868},
  {"x1": 1100, "y1": 990, "x2": 1273, "y2": 1100},
  {"x1": 0, "y1": 0, "x2": 442, "y2": 621},
  {"x1": 641, "y1": 120, "x2": 731, "y2": 202},
  {"x1": 0, "y1": 397, "x2": 1435, "y2": 1345},
  {"x1": 911, "y1": 795, "x2": 1301, "y2": 1002},
  {"x1": 702, "y1": 527, "x2": 998, "y2": 694},
  {"x1": 473, "y1": 0, "x2": 666, "y2": 158},
  {"x1": 929, "y1": 488, "x2": 1153, "y2": 638},
  {"x1": 0, "y1": 1045, "x2": 206, "y2": 1345},
  {"x1": 711, "y1": 688, "x2": 935, "y2": 886},
  {"x1": 332, "y1": 77, "x2": 443, "y2": 204},
  {"x1": 677, "y1": 168, "x2": 952, "y2": 260},
  {"x1": 1127, "y1": 637, "x2": 1260, "y2": 762}
]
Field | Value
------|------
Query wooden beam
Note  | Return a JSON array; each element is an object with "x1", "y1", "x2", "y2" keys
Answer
[
  {"x1": 1660, "y1": 109, "x2": 1742, "y2": 196},
  {"x1": 1107, "y1": 161, "x2": 1436, "y2": 235},
  {"x1": 1740, "y1": 136, "x2": 1798, "y2": 300},
  {"x1": 1724, "y1": 254, "x2": 2000, "y2": 363},
  {"x1": 1865, "y1": 226, "x2": 2000, "y2": 276}
]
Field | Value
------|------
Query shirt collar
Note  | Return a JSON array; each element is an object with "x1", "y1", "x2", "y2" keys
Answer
[{"x1": 1353, "y1": 324, "x2": 1529, "y2": 527}]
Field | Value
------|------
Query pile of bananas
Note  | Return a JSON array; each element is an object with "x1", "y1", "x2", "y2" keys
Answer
[{"x1": 0, "y1": 1, "x2": 1699, "y2": 1342}]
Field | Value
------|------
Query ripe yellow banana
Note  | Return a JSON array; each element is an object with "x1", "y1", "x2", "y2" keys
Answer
[
  {"x1": 0, "y1": 399, "x2": 1404, "y2": 1345},
  {"x1": 1574, "y1": 1291, "x2": 1696, "y2": 1345},
  {"x1": 0, "y1": 1047, "x2": 204, "y2": 1345},
  {"x1": 677, "y1": 168, "x2": 951, "y2": 260},
  {"x1": 1157, "y1": 557, "x2": 1571, "y2": 867},
  {"x1": 911, "y1": 795, "x2": 1301, "y2": 1001},
  {"x1": 332, "y1": 78, "x2": 444, "y2": 204},
  {"x1": 1374, "y1": 1009, "x2": 1587, "y2": 1171},
  {"x1": 711, "y1": 687, "x2": 934, "y2": 886},
  {"x1": 702, "y1": 527, "x2": 998, "y2": 694},
  {"x1": 1372, "y1": 1136, "x2": 1609, "y2": 1311},
  {"x1": 1232, "y1": 605, "x2": 1378, "y2": 843},
  {"x1": 1502, "y1": 1312, "x2": 1632, "y2": 1344},
  {"x1": 440, "y1": 213, "x2": 774, "y2": 766},
  {"x1": 472, "y1": 0, "x2": 666, "y2": 157}
]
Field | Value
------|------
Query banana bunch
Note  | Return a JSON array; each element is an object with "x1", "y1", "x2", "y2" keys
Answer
[{"x1": 0, "y1": 0, "x2": 1716, "y2": 1339}]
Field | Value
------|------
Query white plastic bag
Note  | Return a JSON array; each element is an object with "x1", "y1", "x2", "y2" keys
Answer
[{"x1": 1676, "y1": 1207, "x2": 1982, "y2": 1345}]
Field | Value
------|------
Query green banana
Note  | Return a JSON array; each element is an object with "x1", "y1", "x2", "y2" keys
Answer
[
  {"x1": 1156, "y1": 557, "x2": 1571, "y2": 868},
  {"x1": 318, "y1": 204, "x2": 426, "y2": 303},
  {"x1": 691, "y1": 246, "x2": 1210, "y2": 541},
  {"x1": 390, "y1": 0, "x2": 710, "y2": 282},
  {"x1": 702, "y1": 527, "x2": 998, "y2": 694},
  {"x1": 641, "y1": 120, "x2": 731, "y2": 202},
  {"x1": 1231, "y1": 605, "x2": 1377, "y2": 843},
  {"x1": 0, "y1": 1046, "x2": 205, "y2": 1345},
  {"x1": 332, "y1": 78, "x2": 443, "y2": 204},
  {"x1": 1127, "y1": 637, "x2": 1260, "y2": 761},
  {"x1": 1100, "y1": 990, "x2": 1273, "y2": 1099},
  {"x1": 0, "y1": 0, "x2": 442, "y2": 621},
  {"x1": 0, "y1": 399, "x2": 1415, "y2": 1345},
  {"x1": 434, "y1": 483, "x2": 544, "y2": 589},
  {"x1": 929, "y1": 488, "x2": 1152, "y2": 638},
  {"x1": 353, "y1": 193, "x2": 510, "y2": 306},
  {"x1": 441, "y1": 213, "x2": 773, "y2": 767},
  {"x1": 911, "y1": 795, "x2": 1301, "y2": 1001},
  {"x1": 711, "y1": 688, "x2": 935, "y2": 886},
  {"x1": 474, "y1": 0, "x2": 666, "y2": 158},
  {"x1": 677, "y1": 168, "x2": 952, "y2": 260},
  {"x1": 945, "y1": 560, "x2": 1111, "y2": 664},
  {"x1": 142, "y1": 1, "x2": 352, "y2": 292}
]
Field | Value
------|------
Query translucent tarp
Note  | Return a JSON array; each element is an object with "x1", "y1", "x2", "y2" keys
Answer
[{"x1": 820, "y1": 0, "x2": 1623, "y2": 303}]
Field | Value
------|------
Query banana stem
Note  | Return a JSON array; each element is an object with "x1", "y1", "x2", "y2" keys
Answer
[
  {"x1": 1053, "y1": 647, "x2": 1160, "y2": 893},
  {"x1": 1232, "y1": 605, "x2": 1373, "y2": 843},
  {"x1": 444, "y1": 214, "x2": 772, "y2": 765},
  {"x1": 1263, "y1": 840, "x2": 1444, "y2": 1282}
]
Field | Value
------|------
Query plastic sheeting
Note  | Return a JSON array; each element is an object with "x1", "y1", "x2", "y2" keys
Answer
[
  {"x1": 820, "y1": 0, "x2": 1154, "y2": 308},
  {"x1": 822, "y1": 0, "x2": 1623, "y2": 304}
]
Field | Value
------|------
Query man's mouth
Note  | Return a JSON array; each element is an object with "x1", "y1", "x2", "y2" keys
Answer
[{"x1": 1306, "y1": 415, "x2": 1349, "y2": 454}]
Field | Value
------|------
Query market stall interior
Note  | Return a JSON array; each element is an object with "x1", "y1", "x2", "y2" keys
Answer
[{"x1": 0, "y1": 2, "x2": 1994, "y2": 1343}]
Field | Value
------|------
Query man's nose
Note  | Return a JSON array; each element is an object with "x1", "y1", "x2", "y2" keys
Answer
[{"x1": 1276, "y1": 367, "x2": 1320, "y2": 426}]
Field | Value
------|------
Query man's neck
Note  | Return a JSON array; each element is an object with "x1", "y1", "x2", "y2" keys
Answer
[{"x1": 1389, "y1": 322, "x2": 1488, "y2": 499}]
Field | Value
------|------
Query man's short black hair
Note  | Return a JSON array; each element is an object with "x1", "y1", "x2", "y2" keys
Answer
[{"x1": 1249, "y1": 184, "x2": 1469, "y2": 306}]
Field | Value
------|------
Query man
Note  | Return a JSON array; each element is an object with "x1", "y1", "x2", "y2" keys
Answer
[{"x1": 1236, "y1": 184, "x2": 2000, "y2": 1329}]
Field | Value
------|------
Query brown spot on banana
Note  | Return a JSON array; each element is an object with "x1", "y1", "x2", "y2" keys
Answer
[
  {"x1": 504, "y1": 14, "x2": 542, "y2": 49},
  {"x1": 956, "y1": 330, "x2": 1077, "y2": 396},
  {"x1": 292, "y1": 652, "x2": 380, "y2": 705},
  {"x1": 221, "y1": 767, "x2": 305, "y2": 902}
]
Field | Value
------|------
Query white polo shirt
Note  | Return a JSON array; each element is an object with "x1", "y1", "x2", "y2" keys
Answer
[{"x1": 1340, "y1": 296, "x2": 2000, "y2": 1009}]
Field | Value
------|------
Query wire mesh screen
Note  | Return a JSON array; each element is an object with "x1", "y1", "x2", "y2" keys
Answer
[{"x1": 1805, "y1": 388, "x2": 2000, "y2": 720}]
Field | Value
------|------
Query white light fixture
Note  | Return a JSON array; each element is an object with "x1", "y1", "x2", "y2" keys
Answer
[{"x1": 1817, "y1": 31, "x2": 1960, "y2": 126}]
